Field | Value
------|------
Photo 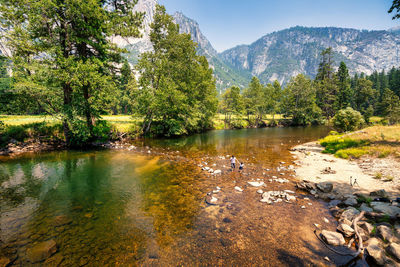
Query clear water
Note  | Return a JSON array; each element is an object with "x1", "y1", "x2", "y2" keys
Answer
[{"x1": 1, "y1": 126, "x2": 344, "y2": 266}]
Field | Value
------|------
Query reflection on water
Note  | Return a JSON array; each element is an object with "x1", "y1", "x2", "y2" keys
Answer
[{"x1": 0, "y1": 127, "x2": 331, "y2": 265}]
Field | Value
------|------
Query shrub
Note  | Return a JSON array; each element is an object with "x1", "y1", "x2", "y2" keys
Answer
[
  {"x1": 335, "y1": 147, "x2": 368, "y2": 159},
  {"x1": 332, "y1": 107, "x2": 365, "y2": 132}
]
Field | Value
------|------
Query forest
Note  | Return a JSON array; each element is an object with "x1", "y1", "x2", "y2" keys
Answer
[{"x1": 1, "y1": 2, "x2": 400, "y2": 148}]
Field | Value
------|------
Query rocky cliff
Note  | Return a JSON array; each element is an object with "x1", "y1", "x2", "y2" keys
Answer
[{"x1": 220, "y1": 26, "x2": 400, "y2": 85}]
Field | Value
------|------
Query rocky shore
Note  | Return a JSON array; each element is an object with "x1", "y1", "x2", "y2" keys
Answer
[{"x1": 292, "y1": 142, "x2": 400, "y2": 266}]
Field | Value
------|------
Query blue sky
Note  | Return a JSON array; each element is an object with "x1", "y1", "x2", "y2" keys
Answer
[{"x1": 159, "y1": 0, "x2": 399, "y2": 52}]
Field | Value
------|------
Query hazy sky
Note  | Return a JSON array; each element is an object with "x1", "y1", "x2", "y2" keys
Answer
[{"x1": 159, "y1": 0, "x2": 399, "y2": 52}]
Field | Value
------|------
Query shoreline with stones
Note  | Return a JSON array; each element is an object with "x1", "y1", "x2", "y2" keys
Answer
[{"x1": 292, "y1": 142, "x2": 400, "y2": 266}]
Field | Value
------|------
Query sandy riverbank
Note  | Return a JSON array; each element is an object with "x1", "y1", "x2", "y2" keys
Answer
[{"x1": 292, "y1": 141, "x2": 400, "y2": 198}]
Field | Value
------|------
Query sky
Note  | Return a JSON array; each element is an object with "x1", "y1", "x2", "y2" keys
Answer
[{"x1": 159, "y1": 0, "x2": 400, "y2": 52}]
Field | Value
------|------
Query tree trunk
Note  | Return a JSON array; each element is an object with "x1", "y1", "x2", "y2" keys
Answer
[{"x1": 83, "y1": 83, "x2": 94, "y2": 136}]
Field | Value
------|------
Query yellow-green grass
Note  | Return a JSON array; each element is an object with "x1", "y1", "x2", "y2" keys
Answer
[{"x1": 319, "y1": 125, "x2": 400, "y2": 159}]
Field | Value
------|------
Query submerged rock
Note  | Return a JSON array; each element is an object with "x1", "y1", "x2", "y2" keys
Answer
[
  {"x1": 320, "y1": 230, "x2": 345, "y2": 246},
  {"x1": 0, "y1": 257, "x2": 10, "y2": 267},
  {"x1": 26, "y1": 239, "x2": 57, "y2": 263}
]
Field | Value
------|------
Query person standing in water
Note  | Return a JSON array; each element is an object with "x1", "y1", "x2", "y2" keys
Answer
[
  {"x1": 239, "y1": 162, "x2": 244, "y2": 172},
  {"x1": 230, "y1": 155, "x2": 236, "y2": 170}
]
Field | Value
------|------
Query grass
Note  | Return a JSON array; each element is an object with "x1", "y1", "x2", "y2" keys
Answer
[{"x1": 319, "y1": 124, "x2": 400, "y2": 159}]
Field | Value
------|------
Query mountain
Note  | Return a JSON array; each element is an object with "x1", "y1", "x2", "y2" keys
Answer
[{"x1": 219, "y1": 26, "x2": 400, "y2": 85}]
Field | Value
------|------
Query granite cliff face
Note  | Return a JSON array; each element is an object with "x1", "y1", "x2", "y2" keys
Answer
[{"x1": 220, "y1": 26, "x2": 400, "y2": 85}]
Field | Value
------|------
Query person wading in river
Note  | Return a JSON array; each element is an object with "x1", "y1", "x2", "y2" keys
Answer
[{"x1": 230, "y1": 155, "x2": 237, "y2": 171}]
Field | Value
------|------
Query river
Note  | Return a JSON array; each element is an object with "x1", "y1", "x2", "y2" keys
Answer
[{"x1": 1, "y1": 126, "x2": 359, "y2": 266}]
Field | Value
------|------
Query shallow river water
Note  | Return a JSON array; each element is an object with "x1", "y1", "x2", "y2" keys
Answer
[{"x1": 1, "y1": 126, "x2": 362, "y2": 266}]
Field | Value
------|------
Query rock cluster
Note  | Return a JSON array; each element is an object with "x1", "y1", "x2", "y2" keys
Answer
[{"x1": 297, "y1": 181, "x2": 400, "y2": 266}]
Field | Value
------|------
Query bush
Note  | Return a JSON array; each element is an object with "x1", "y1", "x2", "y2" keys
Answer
[{"x1": 332, "y1": 107, "x2": 365, "y2": 132}]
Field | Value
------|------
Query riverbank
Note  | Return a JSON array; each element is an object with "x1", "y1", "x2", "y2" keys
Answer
[{"x1": 292, "y1": 137, "x2": 400, "y2": 266}]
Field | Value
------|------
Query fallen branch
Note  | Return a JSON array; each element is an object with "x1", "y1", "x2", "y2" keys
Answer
[{"x1": 314, "y1": 211, "x2": 366, "y2": 258}]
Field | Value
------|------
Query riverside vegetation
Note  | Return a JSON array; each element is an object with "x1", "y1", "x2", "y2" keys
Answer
[{"x1": 1, "y1": 3, "x2": 400, "y2": 149}]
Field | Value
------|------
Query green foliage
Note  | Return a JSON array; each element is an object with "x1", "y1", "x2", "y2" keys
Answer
[
  {"x1": 134, "y1": 5, "x2": 218, "y2": 137},
  {"x1": 319, "y1": 135, "x2": 369, "y2": 154},
  {"x1": 0, "y1": 122, "x2": 63, "y2": 148},
  {"x1": 332, "y1": 107, "x2": 365, "y2": 132},
  {"x1": 282, "y1": 74, "x2": 322, "y2": 126},
  {"x1": 335, "y1": 147, "x2": 369, "y2": 159},
  {"x1": 0, "y1": 0, "x2": 143, "y2": 146},
  {"x1": 389, "y1": 0, "x2": 400, "y2": 19}
]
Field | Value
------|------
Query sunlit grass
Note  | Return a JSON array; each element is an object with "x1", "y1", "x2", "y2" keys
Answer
[{"x1": 319, "y1": 125, "x2": 400, "y2": 159}]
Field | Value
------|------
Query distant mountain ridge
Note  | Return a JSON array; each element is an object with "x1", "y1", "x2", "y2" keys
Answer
[
  {"x1": 220, "y1": 26, "x2": 400, "y2": 85},
  {"x1": 2, "y1": 0, "x2": 400, "y2": 91}
]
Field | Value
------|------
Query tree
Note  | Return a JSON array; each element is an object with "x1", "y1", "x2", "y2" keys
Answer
[
  {"x1": 336, "y1": 62, "x2": 353, "y2": 110},
  {"x1": 264, "y1": 80, "x2": 282, "y2": 121},
  {"x1": 353, "y1": 78, "x2": 376, "y2": 122},
  {"x1": 332, "y1": 107, "x2": 364, "y2": 132},
  {"x1": 316, "y1": 47, "x2": 334, "y2": 81},
  {"x1": 380, "y1": 88, "x2": 400, "y2": 124},
  {"x1": 0, "y1": 0, "x2": 144, "y2": 146},
  {"x1": 315, "y1": 48, "x2": 338, "y2": 119},
  {"x1": 281, "y1": 74, "x2": 322, "y2": 126},
  {"x1": 221, "y1": 86, "x2": 244, "y2": 125},
  {"x1": 243, "y1": 77, "x2": 264, "y2": 126},
  {"x1": 134, "y1": 5, "x2": 218, "y2": 136},
  {"x1": 389, "y1": 0, "x2": 400, "y2": 19}
]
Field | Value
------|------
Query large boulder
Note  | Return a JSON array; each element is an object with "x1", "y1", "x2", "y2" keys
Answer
[
  {"x1": 360, "y1": 203, "x2": 373, "y2": 213},
  {"x1": 371, "y1": 202, "x2": 400, "y2": 217},
  {"x1": 377, "y1": 225, "x2": 394, "y2": 242},
  {"x1": 337, "y1": 223, "x2": 355, "y2": 237},
  {"x1": 321, "y1": 230, "x2": 345, "y2": 246},
  {"x1": 344, "y1": 197, "x2": 358, "y2": 207},
  {"x1": 359, "y1": 221, "x2": 374, "y2": 235},
  {"x1": 366, "y1": 238, "x2": 386, "y2": 266},
  {"x1": 370, "y1": 189, "x2": 388, "y2": 198},
  {"x1": 387, "y1": 243, "x2": 400, "y2": 262},
  {"x1": 340, "y1": 207, "x2": 360, "y2": 222},
  {"x1": 316, "y1": 182, "x2": 333, "y2": 193},
  {"x1": 26, "y1": 240, "x2": 57, "y2": 263}
]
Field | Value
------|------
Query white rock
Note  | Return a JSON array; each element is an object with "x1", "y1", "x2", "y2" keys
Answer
[
  {"x1": 203, "y1": 167, "x2": 210, "y2": 171},
  {"x1": 210, "y1": 196, "x2": 218, "y2": 203},
  {"x1": 213, "y1": 170, "x2": 222, "y2": 175},
  {"x1": 213, "y1": 190, "x2": 220, "y2": 194},
  {"x1": 234, "y1": 186, "x2": 243, "y2": 192},
  {"x1": 286, "y1": 195, "x2": 296, "y2": 202},
  {"x1": 247, "y1": 181, "x2": 265, "y2": 187},
  {"x1": 323, "y1": 217, "x2": 329, "y2": 223},
  {"x1": 301, "y1": 206, "x2": 306, "y2": 209},
  {"x1": 284, "y1": 190, "x2": 295, "y2": 194},
  {"x1": 275, "y1": 198, "x2": 283, "y2": 203},
  {"x1": 257, "y1": 189, "x2": 264, "y2": 194}
]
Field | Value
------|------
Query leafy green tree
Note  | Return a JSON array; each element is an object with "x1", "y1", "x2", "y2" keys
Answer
[
  {"x1": 243, "y1": 77, "x2": 264, "y2": 125},
  {"x1": 221, "y1": 86, "x2": 244, "y2": 125},
  {"x1": 336, "y1": 62, "x2": 353, "y2": 110},
  {"x1": 332, "y1": 107, "x2": 364, "y2": 132},
  {"x1": 0, "y1": 0, "x2": 143, "y2": 146},
  {"x1": 282, "y1": 74, "x2": 322, "y2": 125},
  {"x1": 134, "y1": 5, "x2": 218, "y2": 136},
  {"x1": 263, "y1": 80, "x2": 282, "y2": 121}
]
